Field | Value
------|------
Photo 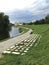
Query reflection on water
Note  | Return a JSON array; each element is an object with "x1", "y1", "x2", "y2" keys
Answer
[
  {"x1": 0, "y1": 26, "x2": 20, "y2": 40},
  {"x1": 9, "y1": 26, "x2": 20, "y2": 37},
  {"x1": 0, "y1": 31, "x2": 10, "y2": 40}
]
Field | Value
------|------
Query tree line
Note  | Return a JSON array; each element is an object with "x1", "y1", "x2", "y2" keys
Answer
[
  {"x1": 34, "y1": 15, "x2": 49, "y2": 24},
  {"x1": 0, "y1": 12, "x2": 10, "y2": 32},
  {"x1": 0, "y1": 12, "x2": 10, "y2": 40},
  {"x1": 23, "y1": 15, "x2": 49, "y2": 25}
]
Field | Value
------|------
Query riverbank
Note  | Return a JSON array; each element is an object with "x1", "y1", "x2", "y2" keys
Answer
[
  {"x1": 0, "y1": 24, "x2": 49, "y2": 65},
  {"x1": 0, "y1": 29, "x2": 32, "y2": 57},
  {"x1": 0, "y1": 26, "x2": 28, "y2": 42}
]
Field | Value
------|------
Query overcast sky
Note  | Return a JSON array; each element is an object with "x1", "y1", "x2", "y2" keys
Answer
[{"x1": 0, "y1": 0, "x2": 49, "y2": 23}]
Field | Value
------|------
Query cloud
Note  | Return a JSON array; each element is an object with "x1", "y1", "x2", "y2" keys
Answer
[
  {"x1": 29, "y1": 0, "x2": 49, "y2": 15},
  {"x1": 0, "y1": 0, "x2": 37, "y2": 12},
  {"x1": 8, "y1": 9, "x2": 46, "y2": 22},
  {"x1": 0, "y1": 0, "x2": 49, "y2": 22},
  {"x1": 8, "y1": 0, "x2": 49, "y2": 22}
]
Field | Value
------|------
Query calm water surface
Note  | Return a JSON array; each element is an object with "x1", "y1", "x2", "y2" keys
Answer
[{"x1": 9, "y1": 26, "x2": 20, "y2": 38}]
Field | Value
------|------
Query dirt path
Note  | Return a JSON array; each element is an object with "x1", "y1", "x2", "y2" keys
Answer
[{"x1": 0, "y1": 29, "x2": 32, "y2": 56}]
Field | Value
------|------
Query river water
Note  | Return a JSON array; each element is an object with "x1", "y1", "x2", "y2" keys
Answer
[
  {"x1": 9, "y1": 26, "x2": 20, "y2": 38},
  {"x1": 0, "y1": 26, "x2": 20, "y2": 40}
]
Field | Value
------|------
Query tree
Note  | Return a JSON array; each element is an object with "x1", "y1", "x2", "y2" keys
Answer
[
  {"x1": 0, "y1": 13, "x2": 4, "y2": 22},
  {"x1": 28, "y1": 22, "x2": 33, "y2": 25},
  {"x1": 45, "y1": 15, "x2": 49, "y2": 24},
  {"x1": 0, "y1": 12, "x2": 10, "y2": 40},
  {"x1": 0, "y1": 12, "x2": 10, "y2": 31},
  {"x1": 34, "y1": 20, "x2": 39, "y2": 24},
  {"x1": 4, "y1": 15, "x2": 10, "y2": 31}
]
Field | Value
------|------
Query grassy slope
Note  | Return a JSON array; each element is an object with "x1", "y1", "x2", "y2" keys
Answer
[{"x1": 0, "y1": 24, "x2": 49, "y2": 65}]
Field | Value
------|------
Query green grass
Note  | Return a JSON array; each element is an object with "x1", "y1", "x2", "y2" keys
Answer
[
  {"x1": 18, "y1": 26, "x2": 29, "y2": 33},
  {"x1": 21, "y1": 24, "x2": 49, "y2": 34},
  {"x1": 0, "y1": 26, "x2": 28, "y2": 42},
  {"x1": 0, "y1": 24, "x2": 49, "y2": 65}
]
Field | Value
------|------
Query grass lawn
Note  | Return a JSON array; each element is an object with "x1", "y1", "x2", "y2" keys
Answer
[{"x1": 0, "y1": 24, "x2": 49, "y2": 65}]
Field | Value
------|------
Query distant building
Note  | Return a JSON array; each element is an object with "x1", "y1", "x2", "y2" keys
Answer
[{"x1": 14, "y1": 22, "x2": 23, "y2": 26}]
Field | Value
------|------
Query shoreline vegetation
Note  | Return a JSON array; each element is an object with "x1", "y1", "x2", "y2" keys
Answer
[
  {"x1": 0, "y1": 26, "x2": 29, "y2": 42},
  {"x1": 0, "y1": 12, "x2": 49, "y2": 65},
  {"x1": 0, "y1": 24, "x2": 49, "y2": 65},
  {"x1": 0, "y1": 12, "x2": 10, "y2": 40}
]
